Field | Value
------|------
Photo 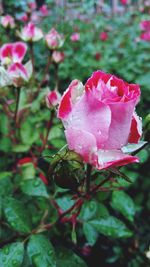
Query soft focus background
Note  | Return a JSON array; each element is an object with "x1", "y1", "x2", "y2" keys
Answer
[{"x1": 0, "y1": 1, "x2": 150, "y2": 267}]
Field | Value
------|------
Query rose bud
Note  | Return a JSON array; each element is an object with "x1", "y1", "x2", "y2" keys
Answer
[
  {"x1": 45, "y1": 28, "x2": 64, "y2": 49},
  {"x1": 40, "y1": 4, "x2": 49, "y2": 16},
  {"x1": 7, "y1": 61, "x2": 32, "y2": 87},
  {"x1": 140, "y1": 31, "x2": 150, "y2": 41},
  {"x1": 140, "y1": 20, "x2": 150, "y2": 31},
  {"x1": 99, "y1": 31, "x2": 108, "y2": 41},
  {"x1": 0, "y1": 42, "x2": 27, "y2": 65},
  {"x1": 18, "y1": 13, "x2": 29, "y2": 23},
  {"x1": 120, "y1": 0, "x2": 128, "y2": 4},
  {"x1": 46, "y1": 90, "x2": 61, "y2": 108},
  {"x1": 18, "y1": 22, "x2": 43, "y2": 42},
  {"x1": 28, "y1": 1, "x2": 37, "y2": 11},
  {"x1": 58, "y1": 71, "x2": 142, "y2": 170},
  {"x1": 70, "y1": 32, "x2": 80, "y2": 42},
  {"x1": 1, "y1": 15, "x2": 15, "y2": 29},
  {"x1": 95, "y1": 52, "x2": 101, "y2": 61},
  {"x1": 52, "y1": 51, "x2": 65, "y2": 64}
]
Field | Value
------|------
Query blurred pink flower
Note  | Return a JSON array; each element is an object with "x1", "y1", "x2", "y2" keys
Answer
[
  {"x1": 52, "y1": 51, "x2": 65, "y2": 63},
  {"x1": 1, "y1": 15, "x2": 15, "y2": 29},
  {"x1": 0, "y1": 42, "x2": 27, "y2": 65},
  {"x1": 46, "y1": 90, "x2": 61, "y2": 108},
  {"x1": 140, "y1": 31, "x2": 150, "y2": 41},
  {"x1": 99, "y1": 32, "x2": 108, "y2": 41},
  {"x1": 58, "y1": 71, "x2": 142, "y2": 170},
  {"x1": 70, "y1": 32, "x2": 80, "y2": 42},
  {"x1": 18, "y1": 13, "x2": 29, "y2": 23},
  {"x1": 140, "y1": 20, "x2": 150, "y2": 31},
  {"x1": 40, "y1": 4, "x2": 49, "y2": 16},
  {"x1": 18, "y1": 22, "x2": 43, "y2": 42},
  {"x1": 120, "y1": 0, "x2": 128, "y2": 5},
  {"x1": 28, "y1": 1, "x2": 37, "y2": 11},
  {"x1": 45, "y1": 28, "x2": 64, "y2": 49}
]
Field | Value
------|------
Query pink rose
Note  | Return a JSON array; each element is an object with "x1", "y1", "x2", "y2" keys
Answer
[
  {"x1": 140, "y1": 31, "x2": 150, "y2": 41},
  {"x1": 7, "y1": 61, "x2": 32, "y2": 87},
  {"x1": 120, "y1": 0, "x2": 128, "y2": 5},
  {"x1": 28, "y1": 1, "x2": 37, "y2": 11},
  {"x1": 18, "y1": 13, "x2": 29, "y2": 23},
  {"x1": 1, "y1": 15, "x2": 15, "y2": 29},
  {"x1": 58, "y1": 71, "x2": 142, "y2": 170},
  {"x1": 18, "y1": 22, "x2": 43, "y2": 42},
  {"x1": 70, "y1": 32, "x2": 80, "y2": 42},
  {"x1": 46, "y1": 90, "x2": 61, "y2": 108},
  {"x1": 40, "y1": 4, "x2": 49, "y2": 16},
  {"x1": 99, "y1": 32, "x2": 108, "y2": 41},
  {"x1": 140, "y1": 20, "x2": 150, "y2": 31},
  {"x1": 0, "y1": 42, "x2": 27, "y2": 65},
  {"x1": 52, "y1": 51, "x2": 65, "y2": 63},
  {"x1": 45, "y1": 28, "x2": 64, "y2": 49}
]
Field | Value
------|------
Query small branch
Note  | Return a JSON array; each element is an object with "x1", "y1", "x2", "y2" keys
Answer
[
  {"x1": 14, "y1": 88, "x2": 21, "y2": 126},
  {"x1": 86, "y1": 164, "x2": 92, "y2": 194},
  {"x1": 40, "y1": 110, "x2": 55, "y2": 152},
  {"x1": 91, "y1": 174, "x2": 111, "y2": 194}
]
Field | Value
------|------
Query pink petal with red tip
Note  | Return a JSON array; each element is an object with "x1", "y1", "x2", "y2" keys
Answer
[
  {"x1": 13, "y1": 42, "x2": 27, "y2": 62},
  {"x1": 128, "y1": 112, "x2": 142, "y2": 144}
]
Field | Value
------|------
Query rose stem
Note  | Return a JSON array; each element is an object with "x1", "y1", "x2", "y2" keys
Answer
[
  {"x1": 14, "y1": 88, "x2": 21, "y2": 126},
  {"x1": 86, "y1": 164, "x2": 92, "y2": 194}
]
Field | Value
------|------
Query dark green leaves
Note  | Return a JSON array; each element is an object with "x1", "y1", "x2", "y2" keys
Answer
[
  {"x1": 0, "y1": 242, "x2": 24, "y2": 267},
  {"x1": 3, "y1": 197, "x2": 32, "y2": 233},
  {"x1": 20, "y1": 178, "x2": 49, "y2": 198},
  {"x1": 111, "y1": 191, "x2": 136, "y2": 222},
  {"x1": 27, "y1": 234, "x2": 56, "y2": 267},
  {"x1": 56, "y1": 247, "x2": 87, "y2": 267},
  {"x1": 90, "y1": 216, "x2": 133, "y2": 238}
]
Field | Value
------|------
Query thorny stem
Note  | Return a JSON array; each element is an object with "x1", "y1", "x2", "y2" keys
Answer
[
  {"x1": 86, "y1": 164, "x2": 92, "y2": 194},
  {"x1": 91, "y1": 174, "x2": 112, "y2": 194},
  {"x1": 29, "y1": 42, "x2": 35, "y2": 77},
  {"x1": 14, "y1": 88, "x2": 21, "y2": 126},
  {"x1": 40, "y1": 109, "x2": 55, "y2": 152}
]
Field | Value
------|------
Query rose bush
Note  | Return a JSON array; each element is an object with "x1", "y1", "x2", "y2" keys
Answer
[{"x1": 58, "y1": 71, "x2": 142, "y2": 169}]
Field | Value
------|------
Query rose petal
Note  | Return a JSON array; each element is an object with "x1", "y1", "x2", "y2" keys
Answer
[{"x1": 128, "y1": 112, "x2": 142, "y2": 143}]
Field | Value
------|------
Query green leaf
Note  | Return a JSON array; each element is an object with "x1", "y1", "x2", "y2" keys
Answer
[
  {"x1": 80, "y1": 200, "x2": 109, "y2": 221},
  {"x1": 20, "y1": 121, "x2": 39, "y2": 146},
  {"x1": 111, "y1": 191, "x2": 136, "y2": 222},
  {"x1": 56, "y1": 196, "x2": 75, "y2": 211},
  {"x1": 21, "y1": 163, "x2": 36, "y2": 180},
  {"x1": 56, "y1": 247, "x2": 87, "y2": 267},
  {"x1": 27, "y1": 234, "x2": 56, "y2": 267},
  {"x1": 20, "y1": 178, "x2": 49, "y2": 198},
  {"x1": 0, "y1": 114, "x2": 9, "y2": 135},
  {"x1": 0, "y1": 242, "x2": 24, "y2": 267},
  {"x1": 83, "y1": 223, "x2": 99, "y2": 246},
  {"x1": 89, "y1": 216, "x2": 133, "y2": 238},
  {"x1": 0, "y1": 173, "x2": 13, "y2": 197},
  {"x1": 3, "y1": 197, "x2": 32, "y2": 233}
]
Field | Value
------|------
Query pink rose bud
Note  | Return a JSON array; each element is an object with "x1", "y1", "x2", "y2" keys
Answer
[
  {"x1": 140, "y1": 31, "x2": 150, "y2": 41},
  {"x1": 120, "y1": 0, "x2": 128, "y2": 4},
  {"x1": 99, "y1": 32, "x2": 108, "y2": 41},
  {"x1": 40, "y1": 4, "x2": 49, "y2": 16},
  {"x1": 70, "y1": 32, "x2": 80, "y2": 42},
  {"x1": 58, "y1": 71, "x2": 142, "y2": 170},
  {"x1": 45, "y1": 28, "x2": 64, "y2": 49},
  {"x1": 7, "y1": 62, "x2": 32, "y2": 87},
  {"x1": 140, "y1": 20, "x2": 150, "y2": 31},
  {"x1": 0, "y1": 42, "x2": 27, "y2": 65},
  {"x1": 28, "y1": 1, "x2": 37, "y2": 10},
  {"x1": 18, "y1": 22, "x2": 43, "y2": 42},
  {"x1": 1, "y1": 15, "x2": 15, "y2": 29},
  {"x1": 52, "y1": 51, "x2": 65, "y2": 63},
  {"x1": 46, "y1": 90, "x2": 61, "y2": 108},
  {"x1": 95, "y1": 52, "x2": 101, "y2": 61},
  {"x1": 18, "y1": 13, "x2": 29, "y2": 23}
]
